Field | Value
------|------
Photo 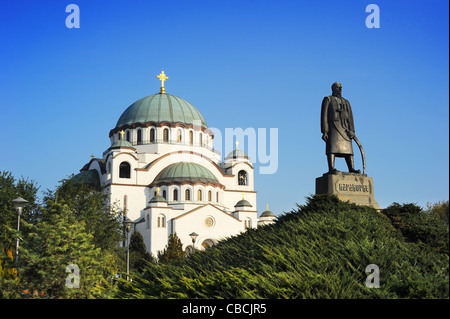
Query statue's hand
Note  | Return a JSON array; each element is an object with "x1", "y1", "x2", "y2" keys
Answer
[
  {"x1": 322, "y1": 133, "x2": 328, "y2": 142},
  {"x1": 347, "y1": 131, "x2": 355, "y2": 139}
]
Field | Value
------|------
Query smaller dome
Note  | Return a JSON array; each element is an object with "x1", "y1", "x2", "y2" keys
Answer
[
  {"x1": 226, "y1": 149, "x2": 248, "y2": 160},
  {"x1": 149, "y1": 195, "x2": 167, "y2": 203},
  {"x1": 110, "y1": 140, "x2": 134, "y2": 149},
  {"x1": 151, "y1": 162, "x2": 221, "y2": 187},
  {"x1": 235, "y1": 199, "x2": 252, "y2": 207},
  {"x1": 260, "y1": 210, "x2": 275, "y2": 218}
]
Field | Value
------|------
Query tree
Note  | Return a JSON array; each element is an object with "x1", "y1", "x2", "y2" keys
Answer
[
  {"x1": 0, "y1": 171, "x2": 40, "y2": 250},
  {"x1": 157, "y1": 233, "x2": 186, "y2": 263},
  {"x1": 4, "y1": 200, "x2": 117, "y2": 298},
  {"x1": 426, "y1": 200, "x2": 449, "y2": 224},
  {"x1": 45, "y1": 176, "x2": 122, "y2": 252},
  {"x1": 129, "y1": 231, "x2": 156, "y2": 272}
]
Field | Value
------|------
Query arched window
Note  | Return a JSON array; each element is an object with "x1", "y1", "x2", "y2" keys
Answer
[
  {"x1": 208, "y1": 190, "x2": 212, "y2": 202},
  {"x1": 197, "y1": 189, "x2": 202, "y2": 201},
  {"x1": 238, "y1": 170, "x2": 248, "y2": 186},
  {"x1": 157, "y1": 214, "x2": 166, "y2": 228},
  {"x1": 199, "y1": 132, "x2": 203, "y2": 146},
  {"x1": 163, "y1": 128, "x2": 169, "y2": 142},
  {"x1": 150, "y1": 128, "x2": 156, "y2": 143},
  {"x1": 137, "y1": 129, "x2": 142, "y2": 145},
  {"x1": 189, "y1": 131, "x2": 193, "y2": 145},
  {"x1": 216, "y1": 192, "x2": 219, "y2": 202},
  {"x1": 173, "y1": 189, "x2": 178, "y2": 201},
  {"x1": 126, "y1": 131, "x2": 130, "y2": 142},
  {"x1": 162, "y1": 190, "x2": 167, "y2": 200},
  {"x1": 177, "y1": 129, "x2": 182, "y2": 143},
  {"x1": 244, "y1": 218, "x2": 252, "y2": 229},
  {"x1": 185, "y1": 189, "x2": 191, "y2": 201},
  {"x1": 119, "y1": 162, "x2": 131, "y2": 178}
]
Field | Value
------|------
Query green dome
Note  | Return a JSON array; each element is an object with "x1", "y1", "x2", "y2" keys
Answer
[
  {"x1": 115, "y1": 93, "x2": 207, "y2": 129},
  {"x1": 260, "y1": 210, "x2": 275, "y2": 217},
  {"x1": 226, "y1": 149, "x2": 248, "y2": 160},
  {"x1": 110, "y1": 139, "x2": 134, "y2": 149},
  {"x1": 149, "y1": 195, "x2": 167, "y2": 203},
  {"x1": 235, "y1": 199, "x2": 252, "y2": 207},
  {"x1": 151, "y1": 162, "x2": 220, "y2": 186}
]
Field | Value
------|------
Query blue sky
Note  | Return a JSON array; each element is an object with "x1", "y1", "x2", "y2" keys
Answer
[{"x1": 1, "y1": 0, "x2": 448, "y2": 215}]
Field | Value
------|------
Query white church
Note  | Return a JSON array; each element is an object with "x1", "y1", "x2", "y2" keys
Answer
[{"x1": 74, "y1": 71, "x2": 276, "y2": 256}]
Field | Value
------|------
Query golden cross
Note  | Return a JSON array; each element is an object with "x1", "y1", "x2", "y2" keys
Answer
[
  {"x1": 235, "y1": 141, "x2": 239, "y2": 150},
  {"x1": 120, "y1": 130, "x2": 125, "y2": 140},
  {"x1": 242, "y1": 193, "x2": 245, "y2": 200},
  {"x1": 90, "y1": 154, "x2": 94, "y2": 159},
  {"x1": 157, "y1": 187, "x2": 161, "y2": 196},
  {"x1": 156, "y1": 70, "x2": 169, "y2": 93},
  {"x1": 266, "y1": 204, "x2": 269, "y2": 211}
]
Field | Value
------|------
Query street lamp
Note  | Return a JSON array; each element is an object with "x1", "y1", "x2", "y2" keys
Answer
[
  {"x1": 123, "y1": 217, "x2": 134, "y2": 281},
  {"x1": 189, "y1": 232, "x2": 199, "y2": 251},
  {"x1": 12, "y1": 197, "x2": 28, "y2": 264}
]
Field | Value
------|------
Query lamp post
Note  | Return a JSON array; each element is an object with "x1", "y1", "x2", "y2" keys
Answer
[
  {"x1": 123, "y1": 217, "x2": 134, "y2": 281},
  {"x1": 12, "y1": 197, "x2": 28, "y2": 265},
  {"x1": 189, "y1": 232, "x2": 199, "y2": 252}
]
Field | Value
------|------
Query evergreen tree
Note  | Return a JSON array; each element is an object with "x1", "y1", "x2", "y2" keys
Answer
[
  {"x1": 0, "y1": 171, "x2": 40, "y2": 250},
  {"x1": 5, "y1": 200, "x2": 117, "y2": 298},
  {"x1": 157, "y1": 233, "x2": 186, "y2": 264},
  {"x1": 129, "y1": 231, "x2": 156, "y2": 272},
  {"x1": 45, "y1": 176, "x2": 122, "y2": 252}
]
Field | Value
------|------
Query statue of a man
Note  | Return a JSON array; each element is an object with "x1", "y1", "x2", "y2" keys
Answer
[{"x1": 321, "y1": 82, "x2": 360, "y2": 174}]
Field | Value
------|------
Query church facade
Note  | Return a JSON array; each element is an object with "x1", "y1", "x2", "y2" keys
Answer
[{"x1": 75, "y1": 71, "x2": 276, "y2": 256}]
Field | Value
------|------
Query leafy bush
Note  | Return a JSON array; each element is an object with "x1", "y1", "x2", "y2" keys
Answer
[{"x1": 118, "y1": 195, "x2": 449, "y2": 299}]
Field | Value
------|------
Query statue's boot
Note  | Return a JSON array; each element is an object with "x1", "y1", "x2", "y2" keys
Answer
[{"x1": 346, "y1": 156, "x2": 361, "y2": 174}]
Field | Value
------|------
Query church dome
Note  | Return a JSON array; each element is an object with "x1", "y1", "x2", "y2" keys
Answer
[
  {"x1": 235, "y1": 199, "x2": 252, "y2": 207},
  {"x1": 226, "y1": 149, "x2": 248, "y2": 160},
  {"x1": 151, "y1": 162, "x2": 221, "y2": 187},
  {"x1": 115, "y1": 93, "x2": 207, "y2": 129}
]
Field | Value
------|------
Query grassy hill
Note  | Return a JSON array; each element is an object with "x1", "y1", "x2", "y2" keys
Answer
[{"x1": 118, "y1": 195, "x2": 449, "y2": 298}]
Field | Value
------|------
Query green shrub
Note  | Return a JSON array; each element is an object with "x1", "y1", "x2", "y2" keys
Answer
[{"x1": 117, "y1": 194, "x2": 449, "y2": 299}]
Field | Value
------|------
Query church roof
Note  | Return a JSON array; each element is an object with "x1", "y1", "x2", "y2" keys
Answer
[
  {"x1": 235, "y1": 199, "x2": 252, "y2": 207},
  {"x1": 260, "y1": 210, "x2": 275, "y2": 217},
  {"x1": 110, "y1": 139, "x2": 134, "y2": 149},
  {"x1": 151, "y1": 162, "x2": 220, "y2": 187},
  {"x1": 115, "y1": 93, "x2": 207, "y2": 130},
  {"x1": 226, "y1": 149, "x2": 248, "y2": 160},
  {"x1": 149, "y1": 195, "x2": 167, "y2": 203}
]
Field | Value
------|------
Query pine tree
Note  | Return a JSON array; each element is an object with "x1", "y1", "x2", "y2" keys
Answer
[
  {"x1": 157, "y1": 233, "x2": 186, "y2": 263},
  {"x1": 129, "y1": 231, "x2": 156, "y2": 272},
  {"x1": 13, "y1": 200, "x2": 117, "y2": 298}
]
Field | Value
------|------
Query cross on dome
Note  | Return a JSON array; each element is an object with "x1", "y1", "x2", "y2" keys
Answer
[
  {"x1": 120, "y1": 130, "x2": 125, "y2": 140},
  {"x1": 156, "y1": 70, "x2": 169, "y2": 94}
]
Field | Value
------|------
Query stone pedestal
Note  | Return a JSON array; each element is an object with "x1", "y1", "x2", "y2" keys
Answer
[{"x1": 316, "y1": 172, "x2": 379, "y2": 209}]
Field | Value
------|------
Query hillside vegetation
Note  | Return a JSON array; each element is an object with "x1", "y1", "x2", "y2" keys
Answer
[{"x1": 118, "y1": 195, "x2": 449, "y2": 298}]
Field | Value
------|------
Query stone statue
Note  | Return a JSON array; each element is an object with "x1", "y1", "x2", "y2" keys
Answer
[{"x1": 321, "y1": 82, "x2": 361, "y2": 174}]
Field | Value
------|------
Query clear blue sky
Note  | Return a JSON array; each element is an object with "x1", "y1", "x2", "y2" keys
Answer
[{"x1": 1, "y1": 0, "x2": 448, "y2": 215}]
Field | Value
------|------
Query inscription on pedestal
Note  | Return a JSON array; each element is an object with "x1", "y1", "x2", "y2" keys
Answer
[{"x1": 316, "y1": 172, "x2": 379, "y2": 209}]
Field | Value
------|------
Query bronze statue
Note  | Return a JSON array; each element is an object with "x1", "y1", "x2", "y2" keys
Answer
[{"x1": 321, "y1": 82, "x2": 362, "y2": 174}]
